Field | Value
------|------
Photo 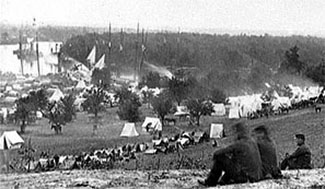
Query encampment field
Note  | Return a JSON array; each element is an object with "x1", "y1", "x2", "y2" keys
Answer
[{"x1": 1, "y1": 105, "x2": 324, "y2": 171}]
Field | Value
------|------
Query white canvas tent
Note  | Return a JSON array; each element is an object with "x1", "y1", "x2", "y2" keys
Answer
[
  {"x1": 212, "y1": 103, "x2": 226, "y2": 116},
  {"x1": 174, "y1": 106, "x2": 190, "y2": 116},
  {"x1": 93, "y1": 54, "x2": 105, "y2": 69},
  {"x1": 210, "y1": 123, "x2": 224, "y2": 138},
  {"x1": 271, "y1": 96, "x2": 291, "y2": 111},
  {"x1": 75, "y1": 80, "x2": 86, "y2": 90},
  {"x1": 120, "y1": 123, "x2": 139, "y2": 137},
  {"x1": 228, "y1": 106, "x2": 240, "y2": 119},
  {"x1": 0, "y1": 131, "x2": 24, "y2": 150},
  {"x1": 49, "y1": 89, "x2": 64, "y2": 102},
  {"x1": 141, "y1": 117, "x2": 162, "y2": 132},
  {"x1": 3, "y1": 96, "x2": 18, "y2": 103},
  {"x1": 86, "y1": 46, "x2": 96, "y2": 66}
]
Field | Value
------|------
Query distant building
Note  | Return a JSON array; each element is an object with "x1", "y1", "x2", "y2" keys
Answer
[{"x1": 0, "y1": 41, "x2": 62, "y2": 76}]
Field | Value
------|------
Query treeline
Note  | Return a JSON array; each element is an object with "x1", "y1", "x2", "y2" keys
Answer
[
  {"x1": 0, "y1": 24, "x2": 108, "y2": 44},
  {"x1": 61, "y1": 32, "x2": 325, "y2": 95}
]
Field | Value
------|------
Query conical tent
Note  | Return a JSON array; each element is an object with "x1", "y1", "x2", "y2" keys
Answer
[
  {"x1": 86, "y1": 46, "x2": 96, "y2": 66},
  {"x1": 49, "y1": 89, "x2": 64, "y2": 102},
  {"x1": 0, "y1": 131, "x2": 24, "y2": 150},
  {"x1": 93, "y1": 54, "x2": 105, "y2": 69},
  {"x1": 120, "y1": 123, "x2": 139, "y2": 137},
  {"x1": 75, "y1": 80, "x2": 86, "y2": 90},
  {"x1": 90, "y1": 54, "x2": 106, "y2": 76},
  {"x1": 141, "y1": 117, "x2": 162, "y2": 132}
]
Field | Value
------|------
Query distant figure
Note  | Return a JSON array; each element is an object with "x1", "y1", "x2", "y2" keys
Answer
[
  {"x1": 53, "y1": 154, "x2": 60, "y2": 167},
  {"x1": 315, "y1": 105, "x2": 321, "y2": 113},
  {"x1": 198, "y1": 122, "x2": 263, "y2": 186},
  {"x1": 280, "y1": 134, "x2": 312, "y2": 170},
  {"x1": 252, "y1": 125, "x2": 282, "y2": 179}
]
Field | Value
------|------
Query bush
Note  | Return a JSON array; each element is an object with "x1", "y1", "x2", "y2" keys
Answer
[{"x1": 116, "y1": 88, "x2": 141, "y2": 122}]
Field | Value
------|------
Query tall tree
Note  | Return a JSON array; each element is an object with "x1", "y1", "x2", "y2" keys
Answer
[
  {"x1": 116, "y1": 86, "x2": 141, "y2": 122},
  {"x1": 185, "y1": 98, "x2": 214, "y2": 126},
  {"x1": 14, "y1": 97, "x2": 33, "y2": 133},
  {"x1": 14, "y1": 89, "x2": 49, "y2": 133},
  {"x1": 82, "y1": 87, "x2": 106, "y2": 134},
  {"x1": 46, "y1": 94, "x2": 76, "y2": 134},
  {"x1": 282, "y1": 45, "x2": 305, "y2": 75},
  {"x1": 151, "y1": 92, "x2": 173, "y2": 126},
  {"x1": 28, "y1": 89, "x2": 48, "y2": 115},
  {"x1": 91, "y1": 67, "x2": 111, "y2": 89},
  {"x1": 168, "y1": 76, "x2": 191, "y2": 105}
]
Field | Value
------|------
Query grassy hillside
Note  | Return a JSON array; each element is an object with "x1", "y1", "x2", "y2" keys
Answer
[{"x1": 1, "y1": 105, "x2": 324, "y2": 170}]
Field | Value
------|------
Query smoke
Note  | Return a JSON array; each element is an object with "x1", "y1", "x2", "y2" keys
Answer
[
  {"x1": 143, "y1": 61, "x2": 173, "y2": 79},
  {"x1": 271, "y1": 73, "x2": 318, "y2": 88}
]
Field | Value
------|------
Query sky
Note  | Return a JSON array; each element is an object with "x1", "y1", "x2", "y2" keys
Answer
[{"x1": 1, "y1": 0, "x2": 325, "y2": 36}]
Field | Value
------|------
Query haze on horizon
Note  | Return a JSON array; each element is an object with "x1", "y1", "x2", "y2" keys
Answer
[{"x1": 1, "y1": 0, "x2": 325, "y2": 37}]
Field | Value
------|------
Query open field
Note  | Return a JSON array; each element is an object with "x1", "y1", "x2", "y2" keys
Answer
[{"x1": 0, "y1": 105, "x2": 325, "y2": 170}]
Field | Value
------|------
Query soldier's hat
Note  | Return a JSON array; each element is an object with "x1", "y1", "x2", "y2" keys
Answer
[
  {"x1": 253, "y1": 125, "x2": 268, "y2": 135},
  {"x1": 295, "y1": 134, "x2": 305, "y2": 141}
]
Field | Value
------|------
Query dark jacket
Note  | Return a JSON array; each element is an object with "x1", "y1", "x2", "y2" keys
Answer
[
  {"x1": 213, "y1": 134, "x2": 263, "y2": 182},
  {"x1": 256, "y1": 137, "x2": 282, "y2": 178},
  {"x1": 288, "y1": 143, "x2": 312, "y2": 169}
]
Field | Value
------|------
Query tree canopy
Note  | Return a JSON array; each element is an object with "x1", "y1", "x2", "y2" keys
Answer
[
  {"x1": 185, "y1": 98, "x2": 214, "y2": 126},
  {"x1": 151, "y1": 92, "x2": 173, "y2": 126},
  {"x1": 62, "y1": 32, "x2": 325, "y2": 95}
]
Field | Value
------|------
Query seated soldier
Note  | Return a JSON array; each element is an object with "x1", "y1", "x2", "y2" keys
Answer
[
  {"x1": 280, "y1": 134, "x2": 312, "y2": 170},
  {"x1": 198, "y1": 122, "x2": 263, "y2": 186},
  {"x1": 252, "y1": 125, "x2": 282, "y2": 179}
]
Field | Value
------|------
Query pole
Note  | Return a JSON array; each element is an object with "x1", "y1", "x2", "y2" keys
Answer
[
  {"x1": 134, "y1": 23, "x2": 139, "y2": 81},
  {"x1": 139, "y1": 28, "x2": 145, "y2": 81},
  {"x1": 175, "y1": 28, "x2": 180, "y2": 72},
  {"x1": 57, "y1": 46, "x2": 61, "y2": 73},
  {"x1": 36, "y1": 32, "x2": 40, "y2": 76},
  {"x1": 108, "y1": 22, "x2": 112, "y2": 69},
  {"x1": 119, "y1": 28, "x2": 124, "y2": 78},
  {"x1": 19, "y1": 30, "x2": 24, "y2": 75}
]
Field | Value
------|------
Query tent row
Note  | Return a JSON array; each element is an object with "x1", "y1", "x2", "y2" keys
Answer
[{"x1": 120, "y1": 117, "x2": 162, "y2": 137}]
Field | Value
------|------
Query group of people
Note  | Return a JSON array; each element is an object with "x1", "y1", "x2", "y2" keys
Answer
[{"x1": 198, "y1": 122, "x2": 312, "y2": 186}]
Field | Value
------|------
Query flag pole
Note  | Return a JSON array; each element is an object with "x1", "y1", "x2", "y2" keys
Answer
[
  {"x1": 134, "y1": 22, "x2": 139, "y2": 81},
  {"x1": 139, "y1": 28, "x2": 145, "y2": 81},
  {"x1": 108, "y1": 22, "x2": 112, "y2": 69},
  {"x1": 118, "y1": 28, "x2": 124, "y2": 78},
  {"x1": 33, "y1": 18, "x2": 40, "y2": 76},
  {"x1": 19, "y1": 29, "x2": 24, "y2": 75}
]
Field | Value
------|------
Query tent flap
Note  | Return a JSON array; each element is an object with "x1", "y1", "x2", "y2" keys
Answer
[
  {"x1": 0, "y1": 131, "x2": 24, "y2": 150},
  {"x1": 141, "y1": 117, "x2": 162, "y2": 132}
]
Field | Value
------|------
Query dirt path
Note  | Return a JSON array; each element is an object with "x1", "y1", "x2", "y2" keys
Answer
[{"x1": 1, "y1": 169, "x2": 324, "y2": 189}]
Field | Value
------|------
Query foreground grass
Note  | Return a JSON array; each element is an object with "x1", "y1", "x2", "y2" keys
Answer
[{"x1": 1, "y1": 168, "x2": 325, "y2": 189}]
